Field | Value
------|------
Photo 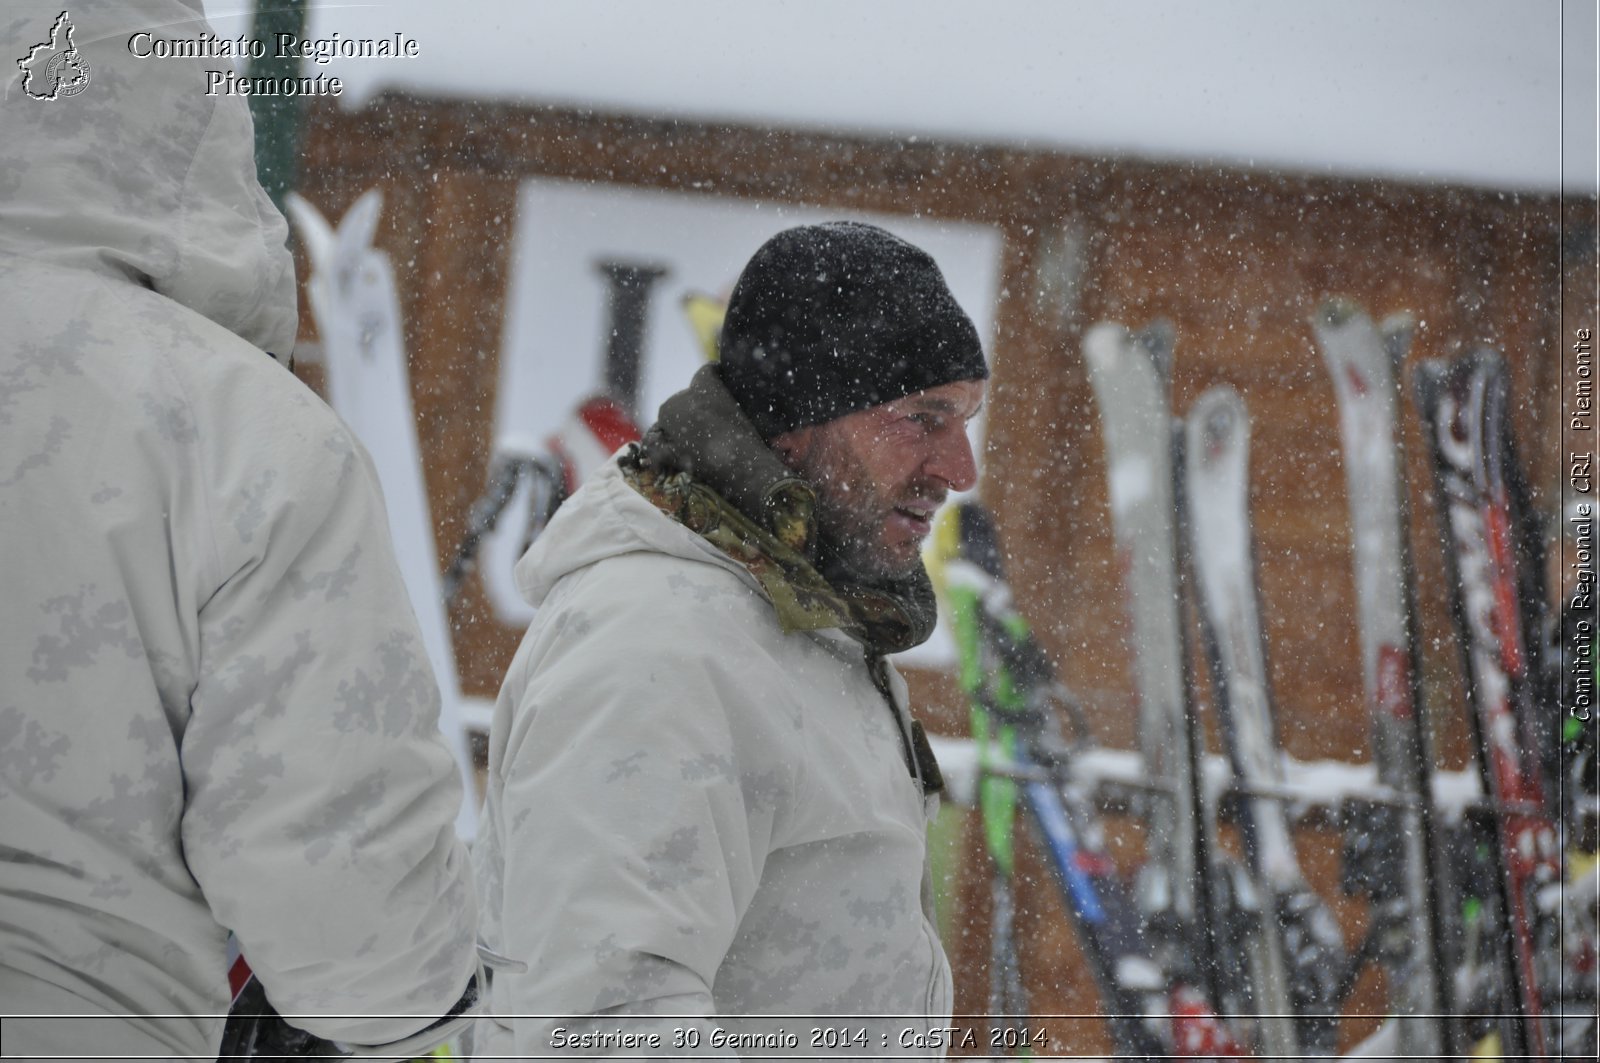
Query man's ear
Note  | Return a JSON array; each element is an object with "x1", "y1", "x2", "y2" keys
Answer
[{"x1": 769, "y1": 425, "x2": 815, "y2": 471}]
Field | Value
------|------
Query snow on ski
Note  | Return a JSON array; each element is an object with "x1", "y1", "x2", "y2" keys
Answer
[
  {"x1": 1183, "y1": 386, "x2": 1344, "y2": 1057},
  {"x1": 1414, "y1": 348, "x2": 1560, "y2": 1060},
  {"x1": 1311, "y1": 299, "x2": 1452, "y2": 1060},
  {"x1": 1084, "y1": 321, "x2": 1204, "y2": 927}
]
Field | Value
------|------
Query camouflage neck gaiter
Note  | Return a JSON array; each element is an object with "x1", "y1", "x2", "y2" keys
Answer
[{"x1": 622, "y1": 365, "x2": 937, "y2": 657}]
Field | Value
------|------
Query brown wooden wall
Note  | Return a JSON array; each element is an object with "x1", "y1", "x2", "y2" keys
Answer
[{"x1": 292, "y1": 93, "x2": 1594, "y2": 1056}]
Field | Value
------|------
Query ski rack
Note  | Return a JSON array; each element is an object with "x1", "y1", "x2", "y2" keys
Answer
[
  {"x1": 933, "y1": 736, "x2": 1486, "y2": 832},
  {"x1": 930, "y1": 310, "x2": 1592, "y2": 1059},
  {"x1": 932, "y1": 729, "x2": 1510, "y2": 1062}
]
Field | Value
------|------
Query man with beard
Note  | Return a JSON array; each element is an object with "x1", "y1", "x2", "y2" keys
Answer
[{"x1": 470, "y1": 222, "x2": 986, "y2": 1056}]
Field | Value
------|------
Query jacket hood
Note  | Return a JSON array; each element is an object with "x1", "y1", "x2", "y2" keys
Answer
[
  {"x1": 0, "y1": 0, "x2": 297, "y2": 356},
  {"x1": 514, "y1": 453, "x2": 752, "y2": 609}
]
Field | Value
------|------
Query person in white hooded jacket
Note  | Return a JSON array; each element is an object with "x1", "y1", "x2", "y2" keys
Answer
[
  {"x1": 0, "y1": 2, "x2": 479, "y2": 1056},
  {"x1": 471, "y1": 222, "x2": 987, "y2": 1056}
]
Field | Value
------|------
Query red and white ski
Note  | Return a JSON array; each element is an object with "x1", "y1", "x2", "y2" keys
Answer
[{"x1": 1414, "y1": 347, "x2": 1560, "y2": 1059}]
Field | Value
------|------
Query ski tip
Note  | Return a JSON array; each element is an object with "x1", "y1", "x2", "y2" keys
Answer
[
  {"x1": 1412, "y1": 347, "x2": 1507, "y2": 407},
  {"x1": 1379, "y1": 312, "x2": 1417, "y2": 361},
  {"x1": 1082, "y1": 320, "x2": 1130, "y2": 368},
  {"x1": 283, "y1": 192, "x2": 335, "y2": 275},
  {"x1": 1191, "y1": 383, "x2": 1244, "y2": 415},
  {"x1": 1408, "y1": 356, "x2": 1451, "y2": 414},
  {"x1": 925, "y1": 500, "x2": 1006, "y2": 599},
  {"x1": 1466, "y1": 344, "x2": 1509, "y2": 375},
  {"x1": 924, "y1": 505, "x2": 961, "y2": 601},
  {"x1": 343, "y1": 189, "x2": 386, "y2": 258},
  {"x1": 1135, "y1": 318, "x2": 1177, "y2": 379},
  {"x1": 1314, "y1": 297, "x2": 1363, "y2": 330},
  {"x1": 681, "y1": 291, "x2": 726, "y2": 363},
  {"x1": 955, "y1": 500, "x2": 1007, "y2": 583},
  {"x1": 1187, "y1": 386, "x2": 1248, "y2": 461},
  {"x1": 1083, "y1": 318, "x2": 1175, "y2": 385}
]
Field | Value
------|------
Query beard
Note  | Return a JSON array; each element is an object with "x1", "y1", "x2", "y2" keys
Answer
[{"x1": 794, "y1": 429, "x2": 938, "y2": 584}]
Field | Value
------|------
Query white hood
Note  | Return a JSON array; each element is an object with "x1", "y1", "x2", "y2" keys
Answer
[{"x1": 0, "y1": 0, "x2": 297, "y2": 356}]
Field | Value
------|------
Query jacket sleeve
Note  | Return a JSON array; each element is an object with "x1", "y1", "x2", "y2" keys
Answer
[
  {"x1": 177, "y1": 376, "x2": 477, "y2": 1048},
  {"x1": 485, "y1": 568, "x2": 790, "y2": 1056}
]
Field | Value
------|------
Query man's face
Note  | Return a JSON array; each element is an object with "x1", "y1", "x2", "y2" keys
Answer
[{"x1": 774, "y1": 379, "x2": 985, "y2": 580}]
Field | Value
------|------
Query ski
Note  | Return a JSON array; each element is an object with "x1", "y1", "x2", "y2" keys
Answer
[
  {"x1": 1182, "y1": 386, "x2": 1345, "y2": 1056},
  {"x1": 1414, "y1": 348, "x2": 1561, "y2": 1060},
  {"x1": 681, "y1": 290, "x2": 727, "y2": 362},
  {"x1": 1083, "y1": 322, "x2": 1229, "y2": 1021},
  {"x1": 952, "y1": 530, "x2": 1034, "y2": 1051},
  {"x1": 935, "y1": 498, "x2": 1031, "y2": 1048},
  {"x1": 1310, "y1": 300, "x2": 1453, "y2": 1059},
  {"x1": 931, "y1": 501, "x2": 1237, "y2": 1059}
]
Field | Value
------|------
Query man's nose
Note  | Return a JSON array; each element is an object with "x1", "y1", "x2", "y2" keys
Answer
[{"x1": 927, "y1": 426, "x2": 979, "y2": 493}]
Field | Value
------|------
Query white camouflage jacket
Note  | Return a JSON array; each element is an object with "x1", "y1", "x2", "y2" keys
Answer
[
  {"x1": 470, "y1": 456, "x2": 953, "y2": 1057},
  {"x1": 0, "y1": 1, "x2": 477, "y2": 1055}
]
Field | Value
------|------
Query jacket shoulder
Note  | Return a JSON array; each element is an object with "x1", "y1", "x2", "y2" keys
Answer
[{"x1": 550, "y1": 549, "x2": 779, "y2": 640}]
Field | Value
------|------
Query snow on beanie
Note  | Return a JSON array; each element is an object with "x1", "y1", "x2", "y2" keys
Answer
[{"x1": 718, "y1": 221, "x2": 987, "y2": 438}]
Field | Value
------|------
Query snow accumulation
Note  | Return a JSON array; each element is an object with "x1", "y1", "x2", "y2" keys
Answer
[{"x1": 928, "y1": 734, "x2": 1482, "y2": 820}]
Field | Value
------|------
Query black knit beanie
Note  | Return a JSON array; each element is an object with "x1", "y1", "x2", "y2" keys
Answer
[{"x1": 718, "y1": 221, "x2": 987, "y2": 438}]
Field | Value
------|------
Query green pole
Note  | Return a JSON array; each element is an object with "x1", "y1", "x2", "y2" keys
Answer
[{"x1": 245, "y1": 0, "x2": 309, "y2": 211}]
